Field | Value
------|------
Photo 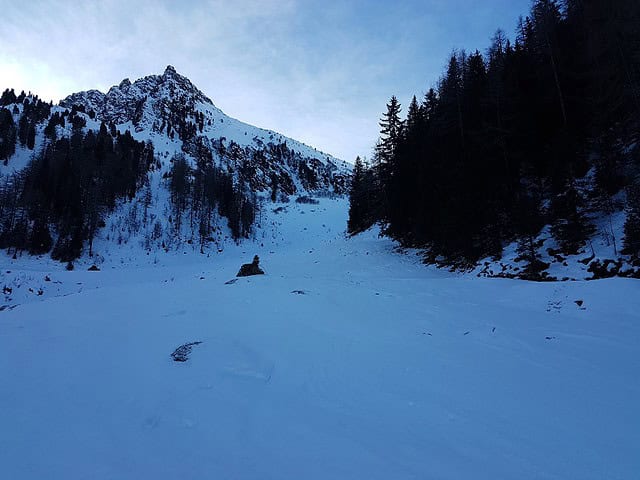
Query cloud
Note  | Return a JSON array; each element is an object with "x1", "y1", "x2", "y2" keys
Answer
[{"x1": 0, "y1": 0, "x2": 532, "y2": 161}]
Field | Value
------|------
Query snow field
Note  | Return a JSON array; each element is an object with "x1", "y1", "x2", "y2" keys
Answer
[{"x1": 1, "y1": 198, "x2": 639, "y2": 479}]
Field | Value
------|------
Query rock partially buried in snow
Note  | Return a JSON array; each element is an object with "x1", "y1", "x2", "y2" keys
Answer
[
  {"x1": 171, "y1": 341, "x2": 203, "y2": 362},
  {"x1": 237, "y1": 255, "x2": 265, "y2": 277}
]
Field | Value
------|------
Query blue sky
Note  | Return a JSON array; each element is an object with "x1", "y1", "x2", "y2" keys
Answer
[{"x1": 0, "y1": 0, "x2": 531, "y2": 161}]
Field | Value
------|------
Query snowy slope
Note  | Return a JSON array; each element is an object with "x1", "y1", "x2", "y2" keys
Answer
[
  {"x1": 1, "y1": 198, "x2": 638, "y2": 479},
  {"x1": 59, "y1": 65, "x2": 351, "y2": 191},
  {"x1": 0, "y1": 68, "x2": 352, "y2": 264},
  {"x1": 475, "y1": 205, "x2": 631, "y2": 281},
  {"x1": 61, "y1": 66, "x2": 331, "y2": 160}
]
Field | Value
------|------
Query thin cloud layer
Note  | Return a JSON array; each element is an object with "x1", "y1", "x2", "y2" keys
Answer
[{"x1": 0, "y1": 0, "x2": 530, "y2": 161}]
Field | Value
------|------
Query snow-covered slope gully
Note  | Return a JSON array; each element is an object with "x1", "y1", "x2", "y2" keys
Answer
[{"x1": 1, "y1": 198, "x2": 638, "y2": 480}]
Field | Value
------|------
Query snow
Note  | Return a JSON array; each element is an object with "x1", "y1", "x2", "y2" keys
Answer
[
  {"x1": 59, "y1": 66, "x2": 351, "y2": 172},
  {"x1": 475, "y1": 207, "x2": 632, "y2": 281},
  {"x1": 1, "y1": 198, "x2": 639, "y2": 479},
  {"x1": 475, "y1": 172, "x2": 633, "y2": 281}
]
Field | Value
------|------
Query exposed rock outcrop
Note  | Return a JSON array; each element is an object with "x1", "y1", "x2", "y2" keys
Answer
[{"x1": 237, "y1": 255, "x2": 265, "y2": 277}]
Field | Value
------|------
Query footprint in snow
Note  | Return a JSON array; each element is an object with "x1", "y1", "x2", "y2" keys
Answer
[
  {"x1": 142, "y1": 415, "x2": 161, "y2": 429},
  {"x1": 222, "y1": 365, "x2": 273, "y2": 383},
  {"x1": 546, "y1": 300, "x2": 562, "y2": 313}
]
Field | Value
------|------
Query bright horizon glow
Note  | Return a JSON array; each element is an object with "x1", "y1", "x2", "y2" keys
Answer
[{"x1": 0, "y1": 0, "x2": 531, "y2": 162}]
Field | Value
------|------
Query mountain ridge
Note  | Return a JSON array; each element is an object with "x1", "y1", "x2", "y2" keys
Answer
[
  {"x1": 59, "y1": 65, "x2": 345, "y2": 171},
  {"x1": 0, "y1": 67, "x2": 351, "y2": 262}
]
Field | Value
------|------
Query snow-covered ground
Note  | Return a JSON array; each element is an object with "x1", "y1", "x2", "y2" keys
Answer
[{"x1": 1, "y1": 198, "x2": 639, "y2": 479}]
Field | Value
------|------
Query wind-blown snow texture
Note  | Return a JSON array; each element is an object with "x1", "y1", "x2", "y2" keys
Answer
[{"x1": 1, "y1": 199, "x2": 639, "y2": 479}]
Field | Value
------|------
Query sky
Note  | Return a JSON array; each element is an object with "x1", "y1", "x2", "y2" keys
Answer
[{"x1": 0, "y1": 0, "x2": 532, "y2": 162}]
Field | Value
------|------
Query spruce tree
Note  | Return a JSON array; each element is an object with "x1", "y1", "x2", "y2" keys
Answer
[
  {"x1": 0, "y1": 108, "x2": 17, "y2": 163},
  {"x1": 375, "y1": 96, "x2": 403, "y2": 166},
  {"x1": 348, "y1": 156, "x2": 374, "y2": 235}
]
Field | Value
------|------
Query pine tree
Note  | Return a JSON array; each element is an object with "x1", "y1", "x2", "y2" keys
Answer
[
  {"x1": 0, "y1": 88, "x2": 17, "y2": 106},
  {"x1": 375, "y1": 96, "x2": 403, "y2": 166},
  {"x1": 348, "y1": 156, "x2": 375, "y2": 234},
  {"x1": 26, "y1": 124, "x2": 36, "y2": 150},
  {"x1": 550, "y1": 183, "x2": 593, "y2": 255},
  {"x1": 0, "y1": 108, "x2": 17, "y2": 163},
  {"x1": 623, "y1": 181, "x2": 640, "y2": 259}
]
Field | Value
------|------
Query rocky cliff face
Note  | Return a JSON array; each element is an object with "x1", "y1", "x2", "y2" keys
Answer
[
  {"x1": 60, "y1": 66, "x2": 351, "y2": 196},
  {"x1": 61, "y1": 66, "x2": 216, "y2": 127}
]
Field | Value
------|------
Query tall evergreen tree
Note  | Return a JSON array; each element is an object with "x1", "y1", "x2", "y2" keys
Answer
[
  {"x1": 375, "y1": 96, "x2": 403, "y2": 166},
  {"x1": 348, "y1": 156, "x2": 375, "y2": 235},
  {"x1": 348, "y1": 0, "x2": 640, "y2": 268},
  {"x1": 0, "y1": 108, "x2": 17, "y2": 164}
]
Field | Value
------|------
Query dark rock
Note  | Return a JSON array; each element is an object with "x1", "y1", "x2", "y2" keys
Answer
[
  {"x1": 295, "y1": 195, "x2": 319, "y2": 204},
  {"x1": 237, "y1": 255, "x2": 265, "y2": 277},
  {"x1": 588, "y1": 259, "x2": 623, "y2": 279},
  {"x1": 574, "y1": 300, "x2": 584, "y2": 307},
  {"x1": 578, "y1": 253, "x2": 596, "y2": 265},
  {"x1": 171, "y1": 341, "x2": 203, "y2": 362},
  {"x1": 88, "y1": 265, "x2": 100, "y2": 271}
]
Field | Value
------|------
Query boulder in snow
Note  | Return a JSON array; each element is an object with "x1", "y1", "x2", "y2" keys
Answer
[{"x1": 237, "y1": 255, "x2": 265, "y2": 277}]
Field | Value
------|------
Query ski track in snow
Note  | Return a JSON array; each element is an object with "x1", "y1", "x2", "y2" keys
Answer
[{"x1": 1, "y1": 198, "x2": 639, "y2": 480}]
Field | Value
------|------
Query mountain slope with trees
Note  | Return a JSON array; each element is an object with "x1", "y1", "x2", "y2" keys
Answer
[
  {"x1": 349, "y1": 0, "x2": 640, "y2": 280},
  {"x1": 0, "y1": 67, "x2": 351, "y2": 264}
]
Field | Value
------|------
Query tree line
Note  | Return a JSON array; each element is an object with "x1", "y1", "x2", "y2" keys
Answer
[
  {"x1": 349, "y1": 0, "x2": 640, "y2": 275},
  {"x1": 0, "y1": 88, "x2": 270, "y2": 261},
  {"x1": 0, "y1": 119, "x2": 154, "y2": 261},
  {"x1": 167, "y1": 148, "x2": 257, "y2": 250},
  {"x1": 1, "y1": 90, "x2": 52, "y2": 163}
]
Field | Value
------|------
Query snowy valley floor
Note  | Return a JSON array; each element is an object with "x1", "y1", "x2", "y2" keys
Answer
[{"x1": 1, "y1": 199, "x2": 639, "y2": 479}]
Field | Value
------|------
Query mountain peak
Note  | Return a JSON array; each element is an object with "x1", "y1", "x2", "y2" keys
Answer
[
  {"x1": 61, "y1": 66, "x2": 215, "y2": 124},
  {"x1": 57, "y1": 67, "x2": 347, "y2": 175}
]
